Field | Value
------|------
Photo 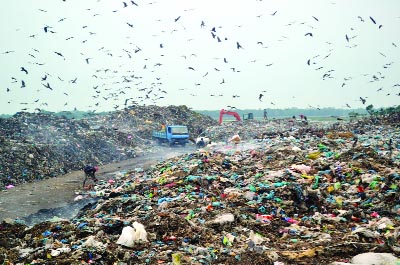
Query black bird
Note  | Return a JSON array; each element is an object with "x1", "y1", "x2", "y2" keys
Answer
[
  {"x1": 271, "y1": 11, "x2": 277, "y2": 16},
  {"x1": 43, "y1": 82, "x2": 53, "y2": 90},
  {"x1": 224, "y1": 58, "x2": 228, "y2": 63},
  {"x1": 188, "y1": 67, "x2": 195, "y2": 70},
  {"x1": 6, "y1": 88, "x2": 10, "y2": 92},
  {"x1": 307, "y1": 59, "x2": 311, "y2": 65},
  {"x1": 369, "y1": 16, "x2": 376, "y2": 24},
  {"x1": 54, "y1": 51, "x2": 65, "y2": 59},
  {"x1": 127, "y1": 22, "x2": 134, "y2": 27},
  {"x1": 346, "y1": 103, "x2": 351, "y2": 108},
  {"x1": 131, "y1": 0, "x2": 138, "y2": 6},
  {"x1": 357, "y1": 16, "x2": 364, "y2": 22},
  {"x1": 21, "y1": 80, "x2": 26, "y2": 88},
  {"x1": 345, "y1": 34, "x2": 350, "y2": 42},
  {"x1": 70, "y1": 78, "x2": 77, "y2": 83},
  {"x1": 236, "y1": 42, "x2": 243, "y2": 49},
  {"x1": 220, "y1": 78, "x2": 225, "y2": 84},
  {"x1": 123, "y1": 2, "x2": 128, "y2": 7},
  {"x1": 259, "y1": 93, "x2": 264, "y2": 101},
  {"x1": 174, "y1": 16, "x2": 181, "y2": 22},
  {"x1": 21, "y1": 67, "x2": 28, "y2": 74},
  {"x1": 305, "y1": 32, "x2": 313, "y2": 37},
  {"x1": 41, "y1": 75, "x2": 47, "y2": 81},
  {"x1": 160, "y1": 43, "x2": 163, "y2": 48},
  {"x1": 360, "y1": 97, "x2": 366, "y2": 104},
  {"x1": 85, "y1": 58, "x2": 91, "y2": 64},
  {"x1": 43, "y1": 26, "x2": 51, "y2": 32},
  {"x1": 312, "y1": 16, "x2": 319, "y2": 21},
  {"x1": 201, "y1": 21, "x2": 205, "y2": 28}
]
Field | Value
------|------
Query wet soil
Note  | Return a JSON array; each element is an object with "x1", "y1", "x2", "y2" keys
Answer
[{"x1": 0, "y1": 146, "x2": 194, "y2": 223}]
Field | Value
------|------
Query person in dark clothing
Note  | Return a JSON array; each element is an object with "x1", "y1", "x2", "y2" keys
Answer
[
  {"x1": 83, "y1": 165, "x2": 99, "y2": 188},
  {"x1": 197, "y1": 137, "x2": 206, "y2": 148}
]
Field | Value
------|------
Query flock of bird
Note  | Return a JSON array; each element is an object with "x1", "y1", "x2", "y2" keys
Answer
[{"x1": 1, "y1": 0, "x2": 399, "y2": 113}]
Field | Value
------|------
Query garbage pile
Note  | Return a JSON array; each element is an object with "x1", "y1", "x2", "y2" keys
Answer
[
  {"x1": 1, "y1": 121, "x2": 399, "y2": 264},
  {"x1": 0, "y1": 105, "x2": 218, "y2": 189}
]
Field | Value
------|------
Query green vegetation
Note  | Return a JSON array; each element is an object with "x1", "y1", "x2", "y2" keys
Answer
[
  {"x1": 364, "y1": 104, "x2": 400, "y2": 116},
  {"x1": 196, "y1": 108, "x2": 368, "y2": 120},
  {"x1": 0, "y1": 110, "x2": 110, "y2": 120}
]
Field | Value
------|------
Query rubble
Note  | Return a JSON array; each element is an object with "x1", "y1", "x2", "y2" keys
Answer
[
  {"x1": 0, "y1": 116, "x2": 399, "y2": 264},
  {"x1": 0, "y1": 105, "x2": 218, "y2": 189}
]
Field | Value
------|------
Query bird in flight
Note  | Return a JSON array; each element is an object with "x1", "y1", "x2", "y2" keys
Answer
[
  {"x1": 305, "y1": 32, "x2": 313, "y2": 37},
  {"x1": 236, "y1": 42, "x2": 243, "y2": 49},
  {"x1": 359, "y1": 97, "x2": 366, "y2": 104},
  {"x1": 21, "y1": 67, "x2": 28, "y2": 74},
  {"x1": 54, "y1": 51, "x2": 65, "y2": 59},
  {"x1": 369, "y1": 16, "x2": 376, "y2": 24},
  {"x1": 259, "y1": 93, "x2": 264, "y2": 101},
  {"x1": 43, "y1": 82, "x2": 53, "y2": 90}
]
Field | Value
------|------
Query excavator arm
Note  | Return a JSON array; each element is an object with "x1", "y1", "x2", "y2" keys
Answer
[{"x1": 219, "y1": 109, "x2": 241, "y2": 124}]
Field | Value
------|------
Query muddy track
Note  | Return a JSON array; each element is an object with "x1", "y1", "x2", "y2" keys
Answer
[{"x1": 0, "y1": 146, "x2": 195, "y2": 223}]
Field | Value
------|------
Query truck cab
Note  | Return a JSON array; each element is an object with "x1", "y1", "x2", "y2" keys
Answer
[{"x1": 152, "y1": 125, "x2": 189, "y2": 146}]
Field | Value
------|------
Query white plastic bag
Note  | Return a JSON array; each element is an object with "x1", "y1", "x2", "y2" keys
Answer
[{"x1": 117, "y1": 222, "x2": 148, "y2": 247}]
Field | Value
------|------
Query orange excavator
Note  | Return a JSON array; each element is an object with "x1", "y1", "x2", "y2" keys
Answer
[{"x1": 219, "y1": 109, "x2": 241, "y2": 124}]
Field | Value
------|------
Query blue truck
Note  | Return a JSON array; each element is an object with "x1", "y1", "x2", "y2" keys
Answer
[{"x1": 152, "y1": 125, "x2": 189, "y2": 146}]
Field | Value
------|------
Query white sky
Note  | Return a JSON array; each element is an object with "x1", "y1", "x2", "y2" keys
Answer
[{"x1": 0, "y1": 0, "x2": 399, "y2": 114}]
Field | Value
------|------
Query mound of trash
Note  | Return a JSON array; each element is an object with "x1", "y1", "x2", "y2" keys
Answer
[
  {"x1": 1, "y1": 122, "x2": 399, "y2": 264},
  {"x1": 0, "y1": 105, "x2": 218, "y2": 189}
]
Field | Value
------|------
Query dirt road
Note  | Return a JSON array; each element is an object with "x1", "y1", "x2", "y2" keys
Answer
[{"x1": 0, "y1": 146, "x2": 194, "y2": 224}]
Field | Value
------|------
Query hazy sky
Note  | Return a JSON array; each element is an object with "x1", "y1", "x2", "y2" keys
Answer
[{"x1": 1, "y1": 0, "x2": 399, "y2": 114}]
